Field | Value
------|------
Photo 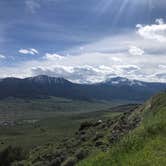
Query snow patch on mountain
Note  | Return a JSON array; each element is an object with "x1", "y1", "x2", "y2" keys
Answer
[{"x1": 104, "y1": 77, "x2": 145, "y2": 87}]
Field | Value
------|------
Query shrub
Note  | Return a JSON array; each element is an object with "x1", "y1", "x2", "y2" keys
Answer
[
  {"x1": 75, "y1": 149, "x2": 88, "y2": 160},
  {"x1": 0, "y1": 146, "x2": 27, "y2": 166},
  {"x1": 79, "y1": 121, "x2": 93, "y2": 131}
]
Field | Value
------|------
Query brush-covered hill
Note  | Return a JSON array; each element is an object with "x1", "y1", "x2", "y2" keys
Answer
[
  {"x1": 0, "y1": 92, "x2": 166, "y2": 166},
  {"x1": 78, "y1": 92, "x2": 166, "y2": 166}
]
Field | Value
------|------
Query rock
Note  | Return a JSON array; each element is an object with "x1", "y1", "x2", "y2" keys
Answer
[{"x1": 92, "y1": 120, "x2": 103, "y2": 127}]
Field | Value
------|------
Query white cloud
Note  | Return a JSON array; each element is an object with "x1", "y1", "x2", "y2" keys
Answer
[
  {"x1": 30, "y1": 48, "x2": 39, "y2": 54},
  {"x1": 1, "y1": 19, "x2": 166, "y2": 83},
  {"x1": 0, "y1": 54, "x2": 5, "y2": 59},
  {"x1": 19, "y1": 49, "x2": 30, "y2": 54},
  {"x1": 128, "y1": 46, "x2": 144, "y2": 56},
  {"x1": 155, "y1": 72, "x2": 166, "y2": 79},
  {"x1": 19, "y1": 48, "x2": 39, "y2": 55},
  {"x1": 1, "y1": 49, "x2": 166, "y2": 83},
  {"x1": 31, "y1": 65, "x2": 116, "y2": 83},
  {"x1": 155, "y1": 18, "x2": 164, "y2": 25},
  {"x1": 44, "y1": 53, "x2": 64, "y2": 60},
  {"x1": 136, "y1": 18, "x2": 166, "y2": 42},
  {"x1": 111, "y1": 57, "x2": 122, "y2": 62}
]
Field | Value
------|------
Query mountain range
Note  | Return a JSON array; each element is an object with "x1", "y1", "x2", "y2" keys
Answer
[{"x1": 0, "y1": 75, "x2": 166, "y2": 101}]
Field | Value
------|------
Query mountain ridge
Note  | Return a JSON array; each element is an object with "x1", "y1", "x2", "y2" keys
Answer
[
  {"x1": 1, "y1": 75, "x2": 166, "y2": 85},
  {"x1": 0, "y1": 75, "x2": 166, "y2": 101}
]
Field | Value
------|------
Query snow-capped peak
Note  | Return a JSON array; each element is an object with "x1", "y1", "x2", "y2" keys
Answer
[
  {"x1": 26, "y1": 75, "x2": 69, "y2": 84},
  {"x1": 104, "y1": 77, "x2": 145, "y2": 86}
]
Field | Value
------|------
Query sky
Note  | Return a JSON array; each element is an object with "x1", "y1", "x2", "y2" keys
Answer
[{"x1": 0, "y1": 0, "x2": 166, "y2": 83}]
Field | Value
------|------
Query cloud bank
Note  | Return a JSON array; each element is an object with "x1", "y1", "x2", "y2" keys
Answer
[
  {"x1": 1, "y1": 19, "x2": 166, "y2": 83},
  {"x1": 128, "y1": 46, "x2": 144, "y2": 56},
  {"x1": 0, "y1": 54, "x2": 5, "y2": 59},
  {"x1": 137, "y1": 18, "x2": 166, "y2": 42}
]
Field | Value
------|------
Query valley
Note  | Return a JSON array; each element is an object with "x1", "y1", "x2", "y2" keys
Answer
[
  {"x1": 0, "y1": 97, "x2": 120, "y2": 122},
  {"x1": 0, "y1": 97, "x2": 130, "y2": 151},
  {"x1": 1, "y1": 1, "x2": 166, "y2": 165},
  {"x1": 0, "y1": 76, "x2": 165, "y2": 166},
  {"x1": 0, "y1": 87, "x2": 165, "y2": 166}
]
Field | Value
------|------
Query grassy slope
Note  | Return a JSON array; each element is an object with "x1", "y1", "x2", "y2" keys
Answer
[
  {"x1": 78, "y1": 93, "x2": 166, "y2": 166},
  {"x1": 0, "y1": 97, "x2": 122, "y2": 121},
  {"x1": 15, "y1": 106, "x2": 136, "y2": 166},
  {"x1": 0, "y1": 111, "x2": 122, "y2": 150},
  {"x1": 0, "y1": 97, "x2": 125, "y2": 150}
]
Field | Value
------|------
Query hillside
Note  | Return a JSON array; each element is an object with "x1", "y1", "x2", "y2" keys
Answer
[
  {"x1": 1, "y1": 92, "x2": 165, "y2": 166},
  {"x1": 0, "y1": 75, "x2": 166, "y2": 101},
  {"x1": 0, "y1": 97, "x2": 120, "y2": 152},
  {"x1": 0, "y1": 104, "x2": 135, "y2": 166},
  {"x1": 78, "y1": 92, "x2": 166, "y2": 166}
]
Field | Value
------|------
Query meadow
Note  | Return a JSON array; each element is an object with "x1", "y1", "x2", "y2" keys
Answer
[{"x1": 0, "y1": 97, "x2": 125, "y2": 150}]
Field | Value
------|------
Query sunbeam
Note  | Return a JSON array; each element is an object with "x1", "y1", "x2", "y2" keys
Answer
[
  {"x1": 111, "y1": 0, "x2": 130, "y2": 26},
  {"x1": 95, "y1": 0, "x2": 114, "y2": 14},
  {"x1": 95, "y1": 0, "x2": 155, "y2": 28}
]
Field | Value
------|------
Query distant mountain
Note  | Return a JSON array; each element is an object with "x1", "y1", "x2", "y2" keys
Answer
[
  {"x1": 103, "y1": 77, "x2": 145, "y2": 86},
  {"x1": 25, "y1": 75, "x2": 71, "y2": 85},
  {"x1": 0, "y1": 75, "x2": 166, "y2": 101}
]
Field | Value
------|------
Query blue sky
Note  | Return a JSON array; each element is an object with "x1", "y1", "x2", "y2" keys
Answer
[{"x1": 0, "y1": 0, "x2": 166, "y2": 83}]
